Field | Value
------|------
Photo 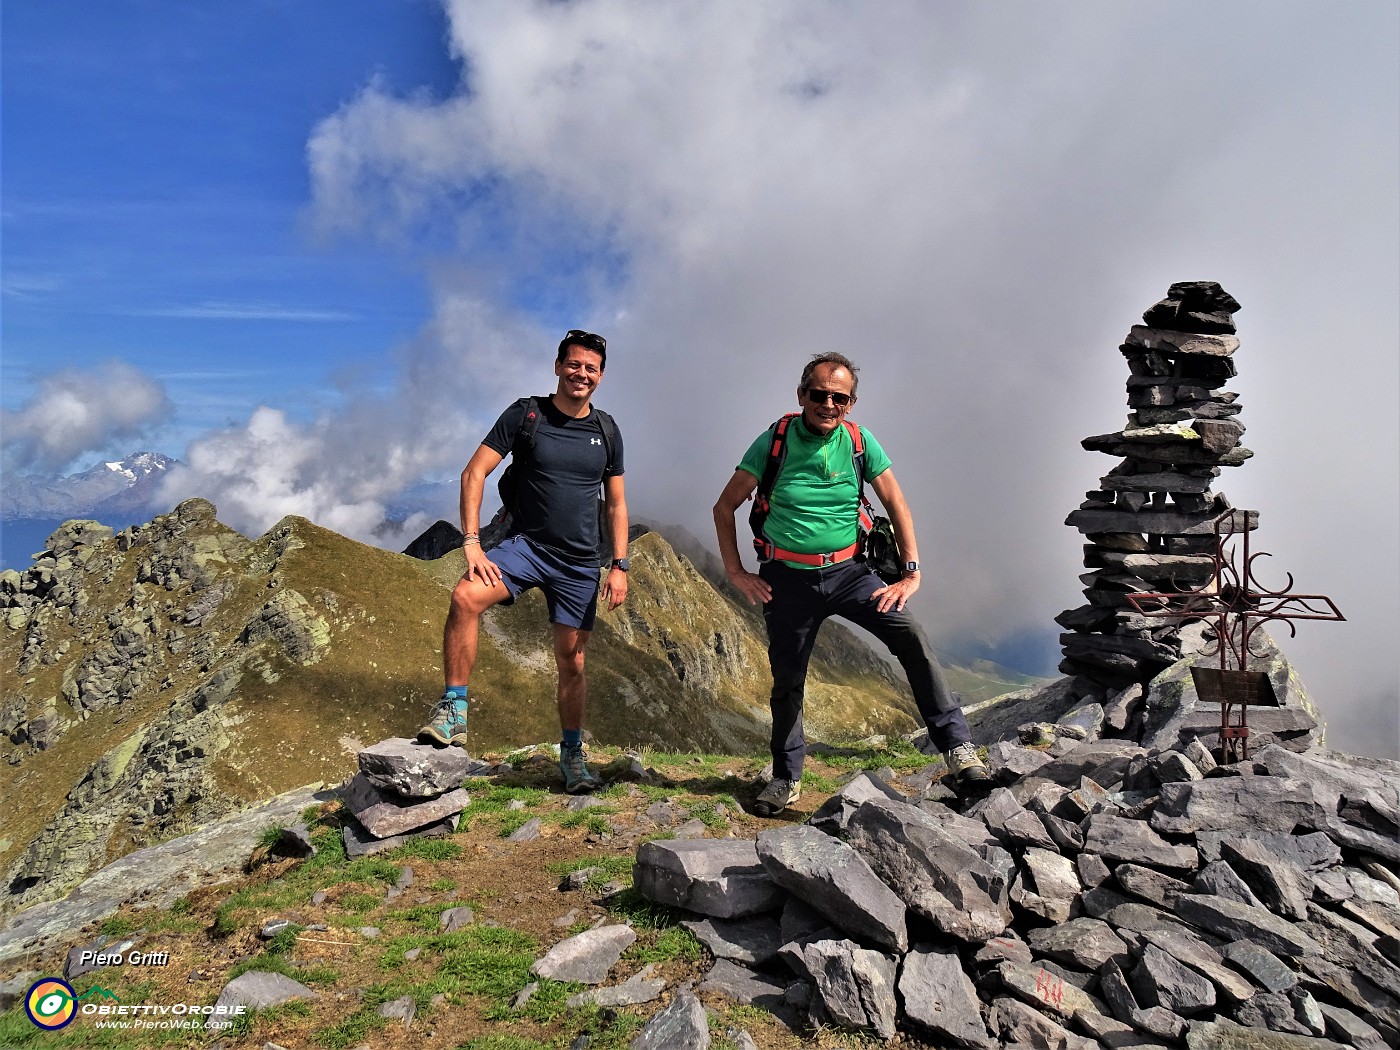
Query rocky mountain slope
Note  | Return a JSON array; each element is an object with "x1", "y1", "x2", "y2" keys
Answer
[{"x1": 0, "y1": 498, "x2": 958, "y2": 918}]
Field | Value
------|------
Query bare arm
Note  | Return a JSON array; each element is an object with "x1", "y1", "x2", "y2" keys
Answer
[
  {"x1": 869, "y1": 467, "x2": 920, "y2": 612},
  {"x1": 601, "y1": 473, "x2": 629, "y2": 610},
  {"x1": 712, "y1": 469, "x2": 771, "y2": 605},
  {"x1": 460, "y1": 444, "x2": 506, "y2": 586}
]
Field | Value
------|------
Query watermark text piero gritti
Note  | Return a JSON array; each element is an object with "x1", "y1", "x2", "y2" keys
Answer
[{"x1": 78, "y1": 948, "x2": 171, "y2": 967}]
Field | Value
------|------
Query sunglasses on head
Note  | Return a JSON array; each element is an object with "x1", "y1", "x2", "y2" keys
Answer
[
  {"x1": 564, "y1": 329, "x2": 607, "y2": 353},
  {"x1": 805, "y1": 387, "x2": 853, "y2": 408}
]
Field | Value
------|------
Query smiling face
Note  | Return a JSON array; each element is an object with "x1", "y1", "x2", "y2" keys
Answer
[
  {"x1": 798, "y1": 362, "x2": 856, "y2": 435},
  {"x1": 554, "y1": 345, "x2": 605, "y2": 405}
]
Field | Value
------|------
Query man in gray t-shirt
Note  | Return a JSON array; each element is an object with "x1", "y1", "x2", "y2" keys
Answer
[{"x1": 419, "y1": 330, "x2": 629, "y2": 795}]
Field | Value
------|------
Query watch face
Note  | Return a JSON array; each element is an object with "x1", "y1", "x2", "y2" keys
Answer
[
  {"x1": 613, "y1": 558, "x2": 630, "y2": 571},
  {"x1": 904, "y1": 561, "x2": 919, "y2": 572}
]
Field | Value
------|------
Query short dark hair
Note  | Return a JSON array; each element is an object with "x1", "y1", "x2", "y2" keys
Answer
[
  {"x1": 557, "y1": 330, "x2": 607, "y2": 369},
  {"x1": 799, "y1": 352, "x2": 858, "y2": 396}
]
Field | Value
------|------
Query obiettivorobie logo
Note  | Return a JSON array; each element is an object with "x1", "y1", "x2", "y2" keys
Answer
[
  {"x1": 22, "y1": 977, "x2": 243, "y2": 1032},
  {"x1": 24, "y1": 979, "x2": 84, "y2": 1030}
]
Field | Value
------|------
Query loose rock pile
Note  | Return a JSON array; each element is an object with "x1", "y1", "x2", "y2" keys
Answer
[
  {"x1": 632, "y1": 736, "x2": 1400, "y2": 1048},
  {"x1": 338, "y1": 738, "x2": 497, "y2": 858},
  {"x1": 1058, "y1": 282, "x2": 1254, "y2": 700}
]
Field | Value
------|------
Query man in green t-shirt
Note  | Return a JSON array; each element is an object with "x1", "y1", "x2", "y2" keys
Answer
[{"x1": 713, "y1": 352, "x2": 990, "y2": 816}]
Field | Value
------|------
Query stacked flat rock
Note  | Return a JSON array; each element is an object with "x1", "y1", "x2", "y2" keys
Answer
[
  {"x1": 1058, "y1": 282, "x2": 1255, "y2": 698},
  {"x1": 338, "y1": 737, "x2": 488, "y2": 858},
  {"x1": 632, "y1": 741, "x2": 1400, "y2": 1048}
]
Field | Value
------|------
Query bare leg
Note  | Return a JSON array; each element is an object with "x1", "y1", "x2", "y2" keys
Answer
[
  {"x1": 443, "y1": 574, "x2": 511, "y2": 686},
  {"x1": 552, "y1": 624, "x2": 591, "y2": 732}
]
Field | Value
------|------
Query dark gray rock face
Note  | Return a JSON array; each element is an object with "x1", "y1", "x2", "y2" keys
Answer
[
  {"x1": 900, "y1": 945, "x2": 993, "y2": 1048},
  {"x1": 214, "y1": 970, "x2": 319, "y2": 1013},
  {"x1": 755, "y1": 825, "x2": 907, "y2": 952},
  {"x1": 634, "y1": 839, "x2": 784, "y2": 918},
  {"x1": 529, "y1": 924, "x2": 635, "y2": 984},
  {"x1": 803, "y1": 938, "x2": 898, "y2": 1040},
  {"x1": 844, "y1": 797, "x2": 1009, "y2": 943},
  {"x1": 357, "y1": 737, "x2": 485, "y2": 796},
  {"x1": 629, "y1": 989, "x2": 710, "y2": 1050}
]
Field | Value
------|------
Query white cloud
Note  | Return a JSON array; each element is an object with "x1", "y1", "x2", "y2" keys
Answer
[
  {"x1": 290, "y1": 1, "x2": 1397, "y2": 753},
  {"x1": 1, "y1": 361, "x2": 173, "y2": 473}
]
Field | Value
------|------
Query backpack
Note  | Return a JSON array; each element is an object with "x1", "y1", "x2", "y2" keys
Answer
[
  {"x1": 490, "y1": 396, "x2": 619, "y2": 562},
  {"x1": 748, "y1": 413, "x2": 902, "y2": 583}
]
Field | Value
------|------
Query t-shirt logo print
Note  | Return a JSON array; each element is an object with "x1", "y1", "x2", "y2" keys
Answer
[{"x1": 591, "y1": 438, "x2": 603, "y2": 445}]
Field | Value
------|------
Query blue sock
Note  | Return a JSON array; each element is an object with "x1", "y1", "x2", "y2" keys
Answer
[
  {"x1": 562, "y1": 729, "x2": 582, "y2": 748},
  {"x1": 444, "y1": 685, "x2": 468, "y2": 706}
]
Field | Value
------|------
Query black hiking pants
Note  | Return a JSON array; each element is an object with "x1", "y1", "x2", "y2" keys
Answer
[{"x1": 759, "y1": 558, "x2": 972, "y2": 781}]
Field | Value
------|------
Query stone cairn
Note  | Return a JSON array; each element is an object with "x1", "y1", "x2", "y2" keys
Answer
[
  {"x1": 338, "y1": 738, "x2": 497, "y2": 859},
  {"x1": 628, "y1": 742, "x2": 1399, "y2": 1049},
  {"x1": 1057, "y1": 282, "x2": 1252, "y2": 703}
]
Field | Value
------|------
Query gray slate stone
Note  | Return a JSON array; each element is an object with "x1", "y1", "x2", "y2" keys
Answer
[
  {"x1": 629, "y1": 990, "x2": 709, "y2": 1050},
  {"x1": 804, "y1": 938, "x2": 898, "y2": 1041},
  {"x1": 1034, "y1": 741, "x2": 1148, "y2": 789},
  {"x1": 633, "y1": 839, "x2": 784, "y2": 919},
  {"x1": 1026, "y1": 917, "x2": 1130, "y2": 971},
  {"x1": 1011, "y1": 847, "x2": 1080, "y2": 924},
  {"x1": 698, "y1": 957, "x2": 788, "y2": 1010},
  {"x1": 900, "y1": 944, "x2": 994, "y2": 1048},
  {"x1": 507, "y1": 816, "x2": 543, "y2": 842},
  {"x1": 997, "y1": 960, "x2": 1107, "y2": 1021},
  {"x1": 378, "y1": 994, "x2": 415, "y2": 1027},
  {"x1": 1197, "y1": 859, "x2": 1268, "y2": 908},
  {"x1": 1229, "y1": 992, "x2": 1314, "y2": 1035},
  {"x1": 1185, "y1": 1017, "x2": 1348, "y2": 1049},
  {"x1": 1132, "y1": 942, "x2": 1216, "y2": 1015},
  {"x1": 1116, "y1": 862, "x2": 1192, "y2": 908},
  {"x1": 1085, "y1": 813, "x2": 1197, "y2": 870},
  {"x1": 1174, "y1": 894, "x2": 1321, "y2": 958},
  {"x1": 439, "y1": 906, "x2": 474, "y2": 933},
  {"x1": 681, "y1": 915, "x2": 782, "y2": 965},
  {"x1": 357, "y1": 737, "x2": 486, "y2": 796},
  {"x1": 804, "y1": 771, "x2": 907, "y2": 836},
  {"x1": 1141, "y1": 927, "x2": 1256, "y2": 1003},
  {"x1": 844, "y1": 797, "x2": 1010, "y2": 943},
  {"x1": 531, "y1": 924, "x2": 636, "y2": 984},
  {"x1": 986, "y1": 740, "x2": 1054, "y2": 783},
  {"x1": 1317, "y1": 1002, "x2": 1388, "y2": 1050},
  {"x1": 1221, "y1": 839, "x2": 1312, "y2": 920},
  {"x1": 756, "y1": 825, "x2": 907, "y2": 952},
  {"x1": 342, "y1": 812, "x2": 457, "y2": 858},
  {"x1": 1152, "y1": 776, "x2": 1335, "y2": 837},
  {"x1": 1222, "y1": 939, "x2": 1298, "y2": 993},
  {"x1": 214, "y1": 970, "x2": 319, "y2": 1013},
  {"x1": 991, "y1": 996, "x2": 1098, "y2": 1050},
  {"x1": 340, "y1": 773, "x2": 469, "y2": 839}
]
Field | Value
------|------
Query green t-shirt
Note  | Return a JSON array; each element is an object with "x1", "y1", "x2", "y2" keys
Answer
[{"x1": 738, "y1": 417, "x2": 891, "y2": 567}]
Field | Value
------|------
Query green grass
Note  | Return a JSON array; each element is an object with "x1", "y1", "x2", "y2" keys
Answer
[
  {"x1": 604, "y1": 888, "x2": 687, "y2": 930},
  {"x1": 340, "y1": 892, "x2": 381, "y2": 914},
  {"x1": 386, "y1": 837, "x2": 463, "y2": 862},
  {"x1": 557, "y1": 805, "x2": 620, "y2": 829},
  {"x1": 459, "y1": 1037, "x2": 554, "y2": 1050},
  {"x1": 429, "y1": 877, "x2": 457, "y2": 892},
  {"x1": 264, "y1": 921, "x2": 307, "y2": 954},
  {"x1": 385, "y1": 900, "x2": 462, "y2": 932},
  {"x1": 96, "y1": 914, "x2": 141, "y2": 938},
  {"x1": 625, "y1": 925, "x2": 702, "y2": 964},
  {"x1": 799, "y1": 768, "x2": 840, "y2": 792},
  {"x1": 228, "y1": 952, "x2": 339, "y2": 986}
]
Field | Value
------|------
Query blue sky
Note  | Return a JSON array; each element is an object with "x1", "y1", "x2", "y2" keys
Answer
[
  {"x1": 3, "y1": 2, "x2": 1397, "y2": 755},
  {"x1": 3, "y1": 1, "x2": 457, "y2": 447}
]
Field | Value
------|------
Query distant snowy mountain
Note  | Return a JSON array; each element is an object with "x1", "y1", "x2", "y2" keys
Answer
[{"x1": 1, "y1": 452, "x2": 177, "y2": 520}]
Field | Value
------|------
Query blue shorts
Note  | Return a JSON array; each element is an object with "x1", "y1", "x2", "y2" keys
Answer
[{"x1": 491, "y1": 534, "x2": 602, "y2": 631}]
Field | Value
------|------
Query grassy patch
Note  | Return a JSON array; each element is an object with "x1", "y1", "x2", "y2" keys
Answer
[
  {"x1": 557, "y1": 805, "x2": 619, "y2": 829},
  {"x1": 264, "y1": 922, "x2": 307, "y2": 954},
  {"x1": 385, "y1": 900, "x2": 462, "y2": 933},
  {"x1": 95, "y1": 914, "x2": 141, "y2": 938},
  {"x1": 626, "y1": 925, "x2": 702, "y2": 964},
  {"x1": 386, "y1": 837, "x2": 463, "y2": 862},
  {"x1": 429, "y1": 877, "x2": 457, "y2": 892},
  {"x1": 484, "y1": 976, "x2": 583, "y2": 1024},
  {"x1": 604, "y1": 888, "x2": 687, "y2": 930},
  {"x1": 799, "y1": 768, "x2": 840, "y2": 792},
  {"x1": 340, "y1": 892, "x2": 381, "y2": 914},
  {"x1": 228, "y1": 952, "x2": 339, "y2": 986}
]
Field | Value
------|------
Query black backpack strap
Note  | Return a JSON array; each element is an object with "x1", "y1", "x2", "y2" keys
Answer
[
  {"x1": 748, "y1": 413, "x2": 798, "y2": 561},
  {"x1": 590, "y1": 406, "x2": 619, "y2": 475}
]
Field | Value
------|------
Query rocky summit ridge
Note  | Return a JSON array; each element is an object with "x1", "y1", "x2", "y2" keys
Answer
[{"x1": 0, "y1": 497, "x2": 1012, "y2": 920}]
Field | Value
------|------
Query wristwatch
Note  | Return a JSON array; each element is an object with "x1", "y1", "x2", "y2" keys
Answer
[
  {"x1": 903, "y1": 561, "x2": 920, "y2": 576},
  {"x1": 611, "y1": 558, "x2": 630, "y2": 572}
]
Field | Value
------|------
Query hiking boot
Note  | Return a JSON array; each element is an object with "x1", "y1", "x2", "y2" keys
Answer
[
  {"x1": 944, "y1": 741, "x2": 992, "y2": 789},
  {"x1": 560, "y1": 742, "x2": 600, "y2": 795},
  {"x1": 418, "y1": 695, "x2": 469, "y2": 747},
  {"x1": 752, "y1": 777, "x2": 801, "y2": 817}
]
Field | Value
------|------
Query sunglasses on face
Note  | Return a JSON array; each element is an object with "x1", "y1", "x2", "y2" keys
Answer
[
  {"x1": 805, "y1": 388, "x2": 854, "y2": 408},
  {"x1": 564, "y1": 329, "x2": 607, "y2": 353}
]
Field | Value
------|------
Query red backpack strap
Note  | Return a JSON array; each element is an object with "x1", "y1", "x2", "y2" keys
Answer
[{"x1": 748, "y1": 413, "x2": 799, "y2": 560}]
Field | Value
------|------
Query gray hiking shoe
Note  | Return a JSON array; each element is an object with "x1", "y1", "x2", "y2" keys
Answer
[
  {"x1": 943, "y1": 741, "x2": 992, "y2": 788},
  {"x1": 418, "y1": 695, "x2": 469, "y2": 747},
  {"x1": 752, "y1": 777, "x2": 801, "y2": 817},
  {"x1": 560, "y1": 742, "x2": 600, "y2": 795}
]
